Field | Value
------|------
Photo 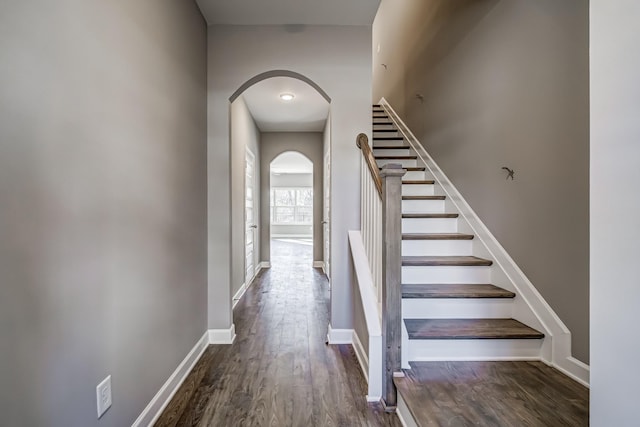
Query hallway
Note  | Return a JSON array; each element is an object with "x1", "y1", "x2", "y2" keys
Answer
[{"x1": 155, "y1": 239, "x2": 401, "y2": 426}]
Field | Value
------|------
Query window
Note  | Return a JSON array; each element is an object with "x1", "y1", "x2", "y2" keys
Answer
[{"x1": 270, "y1": 188, "x2": 313, "y2": 225}]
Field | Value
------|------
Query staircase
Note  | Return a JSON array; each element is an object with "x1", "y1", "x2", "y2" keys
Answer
[{"x1": 371, "y1": 104, "x2": 544, "y2": 365}]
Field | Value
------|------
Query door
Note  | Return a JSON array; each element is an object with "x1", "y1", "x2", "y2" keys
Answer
[
  {"x1": 245, "y1": 149, "x2": 257, "y2": 285},
  {"x1": 323, "y1": 149, "x2": 331, "y2": 279}
]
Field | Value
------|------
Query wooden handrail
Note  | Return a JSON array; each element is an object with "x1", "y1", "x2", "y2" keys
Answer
[{"x1": 356, "y1": 133, "x2": 383, "y2": 199}]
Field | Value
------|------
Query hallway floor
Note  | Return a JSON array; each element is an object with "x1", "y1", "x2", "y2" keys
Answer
[{"x1": 155, "y1": 239, "x2": 401, "y2": 426}]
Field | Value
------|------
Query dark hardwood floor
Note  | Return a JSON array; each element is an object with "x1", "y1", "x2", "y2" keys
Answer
[
  {"x1": 395, "y1": 361, "x2": 589, "y2": 427},
  {"x1": 155, "y1": 239, "x2": 401, "y2": 427}
]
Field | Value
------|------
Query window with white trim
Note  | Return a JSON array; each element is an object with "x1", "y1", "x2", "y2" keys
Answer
[{"x1": 270, "y1": 187, "x2": 313, "y2": 225}]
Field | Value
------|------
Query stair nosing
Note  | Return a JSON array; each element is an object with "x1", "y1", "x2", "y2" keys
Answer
[
  {"x1": 402, "y1": 180, "x2": 435, "y2": 185},
  {"x1": 402, "y1": 283, "x2": 516, "y2": 299},
  {"x1": 404, "y1": 318, "x2": 544, "y2": 340},
  {"x1": 402, "y1": 213, "x2": 459, "y2": 218},
  {"x1": 375, "y1": 155, "x2": 417, "y2": 160},
  {"x1": 402, "y1": 256, "x2": 493, "y2": 266},
  {"x1": 402, "y1": 195, "x2": 446, "y2": 200},
  {"x1": 402, "y1": 233, "x2": 474, "y2": 240}
]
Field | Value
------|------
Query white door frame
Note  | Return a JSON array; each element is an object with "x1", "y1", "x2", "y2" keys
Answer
[{"x1": 245, "y1": 148, "x2": 257, "y2": 286}]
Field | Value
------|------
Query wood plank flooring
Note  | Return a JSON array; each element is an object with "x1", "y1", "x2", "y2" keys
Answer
[
  {"x1": 395, "y1": 361, "x2": 589, "y2": 427},
  {"x1": 155, "y1": 239, "x2": 401, "y2": 427}
]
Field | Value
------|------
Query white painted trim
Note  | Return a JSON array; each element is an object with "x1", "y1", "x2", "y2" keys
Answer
[
  {"x1": 553, "y1": 357, "x2": 590, "y2": 388},
  {"x1": 232, "y1": 282, "x2": 247, "y2": 309},
  {"x1": 380, "y1": 98, "x2": 590, "y2": 386},
  {"x1": 313, "y1": 261, "x2": 325, "y2": 268},
  {"x1": 208, "y1": 325, "x2": 236, "y2": 344},
  {"x1": 326, "y1": 325, "x2": 353, "y2": 344},
  {"x1": 258, "y1": 261, "x2": 271, "y2": 269},
  {"x1": 132, "y1": 331, "x2": 209, "y2": 427},
  {"x1": 396, "y1": 393, "x2": 417, "y2": 427},
  {"x1": 352, "y1": 331, "x2": 369, "y2": 381}
]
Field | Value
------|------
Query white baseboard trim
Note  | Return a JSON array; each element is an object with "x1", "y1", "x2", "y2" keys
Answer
[
  {"x1": 352, "y1": 331, "x2": 369, "y2": 382},
  {"x1": 326, "y1": 325, "x2": 353, "y2": 345},
  {"x1": 554, "y1": 357, "x2": 590, "y2": 388},
  {"x1": 232, "y1": 282, "x2": 247, "y2": 309},
  {"x1": 396, "y1": 393, "x2": 417, "y2": 427},
  {"x1": 132, "y1": 331, "x2": 209, "y2": 427},
  {"x1": 258, "y1": 261, "x2": 271, "y2": 269},
  {"x1": 313, "y1": 261, "x2": 325, "y2": 269},
  {"x1": 208, "y1": 325, "x2": 236, "y2": 344}
]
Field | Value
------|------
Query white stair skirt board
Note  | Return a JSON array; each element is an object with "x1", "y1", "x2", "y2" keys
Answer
[
  {"x1": 396, "y1": 393, "x2": 419, "y2": 427},
  {"x1": 208, "y1": 325, "x2": 236, "y2": 344},
  {"x1": 407, "y1": 338, "x2": 543, "y2": 362},
  {"x1": 313, "y1": 261, "x2": 325, "y2": 268},
  {"x1": 402, "y1": 184, "x2": 435, "y2": 196},
  {"x1": 402, "y1": 239, "x2": 473, "y2": 257},
  {"x1": 402, "y1": 199, "x2": 445, "y2": 213},
  {"x1": 352, "y1": 331, "x2": 383, "y2": 402},
  {"x1": 402, "y1": 265, "x2": 492, "y2": 284},
  {"x1": 402, "y1": 298, "x2": 513, "y2": 319},
  {"x1": 326, "y1": 325, "x2": 353, "y2": 345},
  {"x1": 348, "y1": 231, "x2": 384, "y2": 401},
  {"x1": 258, "y1": 261, "x2": 271, "y2": 269},
  {"x1": 379, "y1": 98, "x2": 589, "y2": 386},
  {"x1": 402, "y1": 218, "x2": 458, "y2": 234},
  {"x1": 132, "y1": 331, "x2": 209, "y2": 427}
]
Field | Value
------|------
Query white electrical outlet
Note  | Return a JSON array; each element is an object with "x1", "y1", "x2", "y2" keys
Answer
[{"x1": 96, "y1": 375, "x2": 112, "y2": 418}]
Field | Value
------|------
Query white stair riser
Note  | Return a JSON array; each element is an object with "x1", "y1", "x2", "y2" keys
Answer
[
  {"x1": 376, "y1": 158, "x2": 417, "y2": 168},
  {"x1": 402, "y1": 298, "x2": 513, "y2": 319},
  {"x1": 402, "y1": 218, "x2": 458, "y2": 233},
  {"x1": 402, "y1": 199, "x2": 445, "y2": 213},
  {"x1": 403, "y1": 171, "x2": 431, "y2": 181},
  {"x1": 373, "y1": 148, "x2": 411, "y2": 157},
  {"x1": 373, "y1": 132, "x2": 401, "y2": 139},
  {"x1": 402, "y1": 184, "x2": 434, "y2": 196},
  {"x1": 406, "y1": 338, "x2": 543, "y2": 362},
  {"x1": 373, "y1": 118, "x2": 393, "y2": 124},
  {"x1": 402, "y1": 265, "x2": 491, "y2": 284},
  {"x1": 373, "y1": 137, "x2": 404, "y2": 146},
  {"x1": 402, "y1": 239, "x2": 473, "y2": 256}
]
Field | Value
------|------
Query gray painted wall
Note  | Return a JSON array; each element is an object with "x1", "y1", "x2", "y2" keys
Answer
[
  {"x1": 207, "y1": 25, "x2": 372, "y2": 331},
  {"x1": 230, "y1": 96, "x2": 261, "y2": 297},
  {"x1": 260, "y1": 133, "x2": 324, "y2": 261},
  {"x1": 373, "y1": 0, "x2": 590, "y2": 363},
  {"x1": 0, "y1": 1, "x2": 208, "y2": 425},
  {"x1": 591, "y1": 1, "x2": 640, "y2": 423}
]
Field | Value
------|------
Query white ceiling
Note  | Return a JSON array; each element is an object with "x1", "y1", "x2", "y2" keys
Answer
[
  {"x1": 270, "y1": 152, "x2": 313, "y2": 174},
  {"x1": 242, "y1": 77, "x2": 330, "y2": 132},
  {"x1": 195, "y1": 0, "x2": 381, "y2": 26}
]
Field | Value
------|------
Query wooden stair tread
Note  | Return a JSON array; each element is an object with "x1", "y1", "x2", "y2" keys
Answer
[
  {"x1": 402, "y1": 283, "x2": 515, "y2": 299},
  {"x1": 402, "y1": 233, "x2": 474, "y2": 240},
  {"x1": 381, "y1": 166, "x2": 425, "y2": 171},
  {"x1": 373, "y1": 145, "x2": 411, "y2": 149},
  {"x1": 404, "y1": 318, "x2": 544, "y2": 340},
  {"x1": 402, "y1": 195, "x2": 445, "y2": 200},
  {"x1": 375, "y1": 155, "x2": 417, "y2": 160},
  {"x1": 373, "y1": 136, "x2": 404, "y2": 140},
  {"x1": 403, "y1": 180, "x2": 434, "y2": 184},
  {"x1": 402, "y1": 213, "x2": 459, "y2": 218},
  {"x1": 402, "y1": 256, "x2": 493, "y2": 266}
]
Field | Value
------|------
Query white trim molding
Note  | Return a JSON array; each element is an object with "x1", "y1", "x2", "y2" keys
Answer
[
  {"x1": 326, "y1": 325, "x2": 353, "y2": 344},
  {"x1": 208, "y1": 325, "x2": 236, "y2": 345},
  {"x1": 313, "y1": 261, "x2": 325, "y2": 269},
  {"x1": 132, "y1": 332, "x2": 209, "y2": 427},
  {"x1": 258, "y1": 261, "x2": 271, "y2": 270},
  {"x1": 232, "y1": 282, "x2": 247, "y2": 309}
]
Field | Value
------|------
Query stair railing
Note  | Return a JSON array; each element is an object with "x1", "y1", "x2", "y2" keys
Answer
[{"x1": 357, "y1": 133, "x2": 405, "y2": 410}]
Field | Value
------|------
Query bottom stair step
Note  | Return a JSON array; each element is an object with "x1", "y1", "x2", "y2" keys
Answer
[
  {"x1": 404, "y1": 318, "x2": 544, "y2": 340},
  {"x1": 394, "y1": 361, "x2": 589, "y2": 427}
]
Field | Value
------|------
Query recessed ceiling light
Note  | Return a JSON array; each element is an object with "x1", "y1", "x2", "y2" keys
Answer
[{"x1": 280, "y1": 93, "x2": 295, "y2": 101}]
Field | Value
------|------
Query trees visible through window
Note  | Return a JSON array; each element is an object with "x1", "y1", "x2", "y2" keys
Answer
[{"x1": 270, "y1": 188, "x2": 313, "y2": 224}]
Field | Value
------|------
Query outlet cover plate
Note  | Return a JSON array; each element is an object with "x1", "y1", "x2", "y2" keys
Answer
[{"x1": 96, "y1": 375, "x2": 112, "y2": 418}]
